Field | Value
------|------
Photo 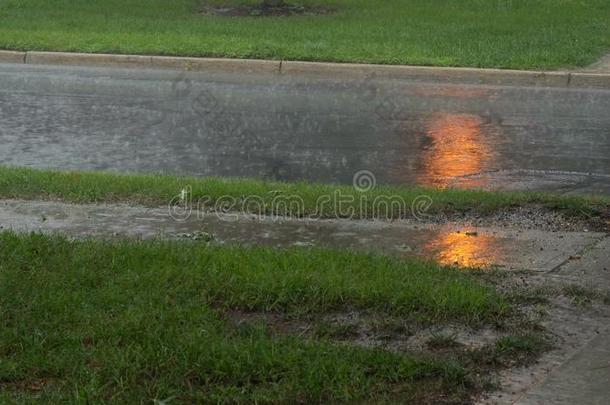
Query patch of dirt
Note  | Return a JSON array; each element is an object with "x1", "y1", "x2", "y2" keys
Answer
[
  {"x1": 431, "y1": 205, "x2": 609, "y2": 233},
  {"x1": 223, "y1": 307, "x2": 523, "y2": 356},
  {"x1": 200, "y1": 1, "x2": 335, "y2": 17}
]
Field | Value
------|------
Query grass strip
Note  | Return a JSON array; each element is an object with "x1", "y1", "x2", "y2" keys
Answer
[
  {"x1": 0, "y1": 0, "x2": 609, "y2": 69},
  {"x1": 0, "y1": 232, "x2": 505, "y2": 402},
  {"x1": 0, "y1": 166, "x2": 607, "y2": 220},
  {"x1": 0, "y1": 231, "x2": 508, "y2": 322}
]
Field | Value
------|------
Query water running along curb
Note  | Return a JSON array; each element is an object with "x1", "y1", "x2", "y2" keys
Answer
[{"x1": 1, "y1": 50, "x2": 610, "y2": 89}]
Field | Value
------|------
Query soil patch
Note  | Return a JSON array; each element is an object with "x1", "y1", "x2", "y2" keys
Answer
[
  {"x1": 200, "y1": 1, "x2": 335, "y2": 17},
  {"x1": 435, "y1": 205, "x2": 609, "y2": 233}
]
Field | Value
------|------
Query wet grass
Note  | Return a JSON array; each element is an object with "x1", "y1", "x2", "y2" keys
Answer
[
  {"x1": 470, "y1": 334, "x2": 551, "y2": 369},
  {"x1": 0, "y1": 232, "x2": 508, "y2": 323},
  {"x1": 502, "y1": 282, "x2": 610, "y2": 307},
  {"x1": 0, "y1": 0, "x2": 609, "y2": 69},
  {"x1": 0, "y1": 231, "x2": 510, "y2": 403},
  {"x1": 1, "y1": 166, "x2": 608, "y2": 221}
]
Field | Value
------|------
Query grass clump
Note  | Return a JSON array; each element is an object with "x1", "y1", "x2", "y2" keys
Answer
[
  {"x1": 313, "y1": 321, "x2": 360, "y2": 339},
  {"x1": 470, "y1": 334, "x2": 550, "y2": 369},
  {"x1": 494, "y1": 334, "x2": 550, "y2": 364},
  {"x1": 561, "y1": 284, "x2": 597, "y2": 305}
]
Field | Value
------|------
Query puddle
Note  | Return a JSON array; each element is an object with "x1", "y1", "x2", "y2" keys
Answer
[{"x1": 425, "y1": 230, "x2": 501, "y2": 268}]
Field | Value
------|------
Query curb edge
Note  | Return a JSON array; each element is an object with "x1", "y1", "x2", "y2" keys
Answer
[{"x1": 1, "y1": 50, "x2": 609, "y2": 89}]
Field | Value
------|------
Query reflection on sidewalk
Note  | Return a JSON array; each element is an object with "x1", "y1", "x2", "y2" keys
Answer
[
  {"x1": 424, "y1": 230, "x2": 499, "y2": 268},
  {"x1": 419, "y1": 113, "x2": 496, "y2": 188}
]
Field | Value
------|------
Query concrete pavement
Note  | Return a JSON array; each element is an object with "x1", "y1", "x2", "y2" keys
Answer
[
  {"x1": 516, "y1": 327, "x2": 610, "y2": 405},
  {"x1": 0, "y1": 199, "x2": 604, "y2": 272},
  {"x1": 480, "y1": 236, "x2": 610, "y2": 404}
]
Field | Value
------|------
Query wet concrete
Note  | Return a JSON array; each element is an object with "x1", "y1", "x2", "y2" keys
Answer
[
  {"x1": 0, "y1": 199, "x2": 604, "y2": 272},
  {"x1": 480, "y1": 295, "x2": 610, "y2": 405},
  {"x1": 478, "y1": 239, "x2": 610, "y2": 405},
  {"x1": 448, "y1": 170, "x2": 610, "y2": 195},
  {"x1": 1, "y1": 63, "x2": 609, "y2": 193},
  {"x1": 550, "y1": 237, "x2": 610, "y2": 285},
  {"x1": 516, "y1": 327, "x2": 610, "y2": 405}
]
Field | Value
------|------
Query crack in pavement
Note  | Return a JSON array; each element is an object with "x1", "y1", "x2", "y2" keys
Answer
[{"x1": 547, "y1": 234, "x2": 610, "y2": 274}]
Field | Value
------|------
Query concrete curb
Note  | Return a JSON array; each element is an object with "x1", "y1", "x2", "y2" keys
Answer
[
  {"x1": 151, "y1": 55, "x2": 280, "y2": 74},
  {"x1": 0, "y1": 50, "x2": 26, "y2": 64},
  {"x1": 24, "y1": 51, "x2": 281, "y2": 74},
  {"x1": 2, "y1": 50, "x2": 610, "y2": 89},
  {"x1": 25, "y1": 51, "x2": 152, "y2": 69},
  {"x1": 281, "y1": 60, "x2": 572, "y2": 87}
]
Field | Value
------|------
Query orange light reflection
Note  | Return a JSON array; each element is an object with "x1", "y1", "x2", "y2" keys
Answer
[
  {"x1": 428, "y1": 231, "x2": 500, "y2": 269},
  {"x1": 419, "y1": 113, "x2": 495, "y2": 188}
]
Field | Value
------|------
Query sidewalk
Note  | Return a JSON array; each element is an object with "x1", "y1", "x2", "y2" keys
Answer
[
  {"x1": 513, "y1": 238, "x2": 610, "y2": 404},
  {"x1": 479, "y1": 236, "x2": 610, "y2": 404},
  {"x1": 0, "y1": 199, "x2": 604, "y2": 272},
  {"x1": 517, "y1": 326, "x2": 610, "y2": 405}
]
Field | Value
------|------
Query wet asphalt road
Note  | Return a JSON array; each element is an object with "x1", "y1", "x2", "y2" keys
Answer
[{"x1": 1, "y1": 63, "x2": 609, "y2": 193}]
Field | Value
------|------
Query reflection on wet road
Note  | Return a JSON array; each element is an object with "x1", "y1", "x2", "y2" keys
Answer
[
  {"x1": 0, "y1": 63, "x2": 609, "y2": 193},
  {"x1": 419, "y1": 113, "x2": 497, "y2": 188}
]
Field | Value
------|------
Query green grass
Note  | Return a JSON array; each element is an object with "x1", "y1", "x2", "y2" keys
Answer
[
  {"x1": 486, "y1": 334, "x2": 550, "y2": 367},
  {"x1": 463, "y1": 332, "x2": 550, "y2": 372},
  {"x1": 1, "y1": 166, "x2": 607, "y2": 221},
  {"x1": 0, "y1": 232, "x2": 508, "y2": 403},
  {"x1": 1, "y1": 0, "x2": 609, "y2": 69}
]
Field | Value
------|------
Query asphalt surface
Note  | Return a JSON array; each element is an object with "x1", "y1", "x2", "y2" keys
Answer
[{"x1": 1, "y1": 63, "x2": 609, "y2": 193}]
